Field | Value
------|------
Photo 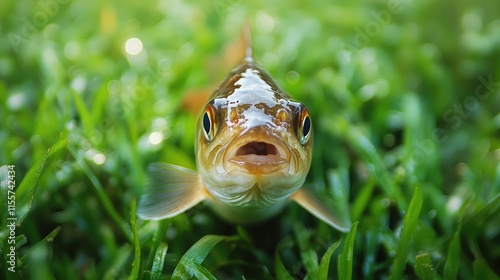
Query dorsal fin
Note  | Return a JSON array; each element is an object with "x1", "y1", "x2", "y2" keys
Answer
[{"x1": 243, "y1": 21, "x2": 253, "y2": 63}]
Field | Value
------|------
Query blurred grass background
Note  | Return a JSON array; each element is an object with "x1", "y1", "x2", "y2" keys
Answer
[{"x1": 1, "y1": 0, "x2": 500, "y2": 279}]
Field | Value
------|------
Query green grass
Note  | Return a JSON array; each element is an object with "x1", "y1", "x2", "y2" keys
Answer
[{"x1": 1, "y1": 0, "x2": 500, "y2": 279}]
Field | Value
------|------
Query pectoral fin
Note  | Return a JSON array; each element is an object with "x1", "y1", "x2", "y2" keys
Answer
[
  {"x1": 292, "y1": 188, "x2": 352, "y2": 232},
  {"x1": 137, "y1": 163, "x2": 207, "y2": 220}
]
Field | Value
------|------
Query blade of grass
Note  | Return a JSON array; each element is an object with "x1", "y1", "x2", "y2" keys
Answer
[
  {"x1": 306, "y1": 239, "x2": 341, "y2": 280},
  {"x1": 90, "y1": 85, "x2": 109, "y2": 125},
  {"x1": 473, "y1": 259, "x2": 500, "y2": 280},
  {"x1": 274, "y1": 237, "x2": 295, "y2": 280},
  {"x1": 171, "y1": 235, "x2": 227, "y2": 279},
  {"x1": 344, "y1": 120, "x2": 407, "y2": 210},
  {"x1": 128, "y1": 198, "x2": 140, "y2": 280},
  {"x1": 338, "y1": 221, "x2": 359, "y2": 280},
  {"x1": 103, "y1": 244, "x2": 132, "y2": 280},
  {"x1": 414, "y1": 252, "x2": 436, "y2": 280},
  {"x1": 115, "y1": 124, "x2": 145, "y2": 195},
  {"x1": 179, "y1": 262, "x2": 218, "y2": 280},
  {"x1": 390, "y1": 186, "x2": 423, "y2": 279},
  {"x1": 68, "y1": 143, "x2": 132, "y2": 242},
  {"x1": 463, "y1": 193, "x2": 500, "y2": 230},
  {"x1": 403, "y1": 94, "x2": 438, "y2": 184},
  {"x1": 150, "y1": 242, "x2": 168, "y2": 280},
  {"x1": 236, "y1": 226, "x2": 253, "y2": 244},
  {"x1": 293, "y1": 223, "x2": 319, "y2": 274},
  {"x1": 15, "y1": 133, "x2": 68, "y2": 224},
  {"x1": 362, "y1": 229, "x2": 380, "y2": 279},
  {"x1": 327, "y1": 168, "x2": 352, "y2": 228},
  {"x1": 141, "y1": 220, "x2": 168, "y2": 278},
  {"x1": 444, "y1": 224, "x2": 461, "y2": 280},
  {"x1": 23, "y1": 243, "x2": 56, "y2": 280},
  {"x1": 72, "y1": 90, "x2": 94, "y2": 134},
  {"x1": 351, "y1": 179, "x2": 375, "y2": 222},
  {"x1": 19, "y1": 226, "x2": 61, "y2": 264}
]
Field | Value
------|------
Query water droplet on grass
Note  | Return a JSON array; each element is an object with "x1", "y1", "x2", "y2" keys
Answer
[{"x1": 286, "y1": 71, "x2": 300, "y2": 85}]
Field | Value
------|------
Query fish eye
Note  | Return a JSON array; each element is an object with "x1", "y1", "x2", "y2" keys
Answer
[
  {"x1": 303, "y1": 115, "x2": 311, "y2": 137},
  {"x1": 202, "y1": 105, "x2": 216, "y2": 141},
  {"x1": 299, "y1": 109, "x2": 311, "y2": 145},
  {"x1": 203, "y1": 112, "x2": 211, "y2": 135}
]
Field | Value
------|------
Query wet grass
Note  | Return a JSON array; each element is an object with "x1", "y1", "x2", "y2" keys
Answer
[{"x1": 1, "y1": 0, "x2": 500, "y2": 279}]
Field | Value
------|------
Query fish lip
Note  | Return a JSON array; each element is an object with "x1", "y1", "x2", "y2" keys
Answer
[{"x1": 224, "y1": 127, "x2": 291, "y2": 174}]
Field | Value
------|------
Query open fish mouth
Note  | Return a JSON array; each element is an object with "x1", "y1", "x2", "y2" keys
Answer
[
  {"x1": 232, "y1": 141, "x2": 286, "y2": 165},
  {"x1": 237, "y1": 141, "x2": 277, "y2": 156},
  {"x1": 225, "y1": 128, "x2": 290, "y2": 174}
]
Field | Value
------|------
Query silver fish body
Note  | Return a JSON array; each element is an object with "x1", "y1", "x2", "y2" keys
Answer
[{"x1": 196, "y1": 60, "x2": 312, "y2": 224}]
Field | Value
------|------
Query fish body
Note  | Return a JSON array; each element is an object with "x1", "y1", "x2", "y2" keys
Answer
[
  {"x1": 138, "y1": 37, "x2": 351, "y2": 232},
  {"x1": 196, "y1": 59, "x2": 311, "y2": 224}
]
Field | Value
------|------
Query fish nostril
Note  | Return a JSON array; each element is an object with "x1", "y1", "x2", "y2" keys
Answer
[{"x1": 236, "y1": 142, "x2": 278, "y2": 156}]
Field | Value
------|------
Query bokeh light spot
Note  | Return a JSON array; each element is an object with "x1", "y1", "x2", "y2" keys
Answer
[
  {"x1": 125, "y1": 37, "x2": 143, "y2": 55},
  {"x1": 93, "y1": 153, "x2": 106, "y2": 165},
  {"x1": 149, "y1": 131, "x2": 163, "y2": 145},
  {"x1": 447, "y1": 196, "x2": 462, "y2": 213},
  {"x1": 256, "y1": 13, "x2": 275, "y2": 33}
]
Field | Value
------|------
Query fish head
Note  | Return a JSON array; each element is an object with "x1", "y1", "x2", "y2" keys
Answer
[{"x1": 195, "y1": 61, "x2": 312, "y2": 207}]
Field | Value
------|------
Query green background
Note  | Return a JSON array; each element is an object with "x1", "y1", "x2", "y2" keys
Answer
[{"x1": 1, "y1": 0, "x2": 499, "y2": 279}]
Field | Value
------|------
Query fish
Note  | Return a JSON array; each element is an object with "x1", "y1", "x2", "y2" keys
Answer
[{"x1": 137, "y1": 29, "x2": 351, "y2": 232}]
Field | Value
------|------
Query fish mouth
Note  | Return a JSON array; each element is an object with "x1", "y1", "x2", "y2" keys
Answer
[{"x1": 225, "y1": 128, "x2": 290, "y2": 174}]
